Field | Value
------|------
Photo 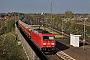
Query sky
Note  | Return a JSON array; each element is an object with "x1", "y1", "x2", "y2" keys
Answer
[{"x1": 0, "y1": 0, "x2": 90, "y2": 14}]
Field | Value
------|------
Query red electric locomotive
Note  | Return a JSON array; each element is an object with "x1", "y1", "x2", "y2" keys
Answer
[{"x1": 18, "y1": 20, "x2": 56, "y2": 52}]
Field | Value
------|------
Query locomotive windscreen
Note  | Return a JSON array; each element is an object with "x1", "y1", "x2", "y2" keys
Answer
[{"x1": 43, "y1": 36, "x2": 54, "y2": 40}]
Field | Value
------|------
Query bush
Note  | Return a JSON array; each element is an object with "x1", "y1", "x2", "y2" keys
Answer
[
  {"x1": 0, "y1": 32, "x2": 27, "y2": 60},
  {"x1": 0, "y1": 19, "x2": 15, "y2": 35}
]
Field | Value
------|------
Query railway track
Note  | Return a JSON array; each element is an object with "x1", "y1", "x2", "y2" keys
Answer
[
  {"x1": 56, "y1": 51, "x2": 75, "y2": 60},
  {"x1": 46, "y1": 54, "x2": 62, "y2": 60},
  {"x1": 47, "y1": 27, "x2": 70, "y2": 37}
]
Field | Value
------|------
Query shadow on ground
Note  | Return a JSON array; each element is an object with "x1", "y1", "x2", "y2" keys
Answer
[
  {"x1": 56, "y1": 41, "x2": 70, "y2": 51},
  {"x1": 79, "y1": 42, "x2": 89, "y2": 47}
]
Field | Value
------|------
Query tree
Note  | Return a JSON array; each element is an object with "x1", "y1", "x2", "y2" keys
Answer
[
  {"x1": 87, "y1": 14, "x2": 90, "y2": 21},
  {"x1": 53, "y1": 14, "x2": 62, "y2": 28},
  {"x1": 65, "y1": 11, "x2": 73, "y2": 18},
  {"x1": 1, "y1": 14, "x2": 5, "y2": 18}
]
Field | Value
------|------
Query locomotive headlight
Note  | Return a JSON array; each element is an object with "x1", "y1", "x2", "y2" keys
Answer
[
  {"x1": 43, "y1": 43, "x2": 46, "y2": 45},
  {"x1": 51, "y1": 43, "x2": 54, "y2": 45}
]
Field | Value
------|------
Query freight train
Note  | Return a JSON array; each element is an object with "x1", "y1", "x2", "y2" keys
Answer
[{"x1": 18, "y1": 20, "x2": 56, "y2": 53}]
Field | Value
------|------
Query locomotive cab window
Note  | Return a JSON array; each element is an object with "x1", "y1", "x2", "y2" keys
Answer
[{"x1": 43, "y1": 36, "x2": 54, "y2": 40}]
